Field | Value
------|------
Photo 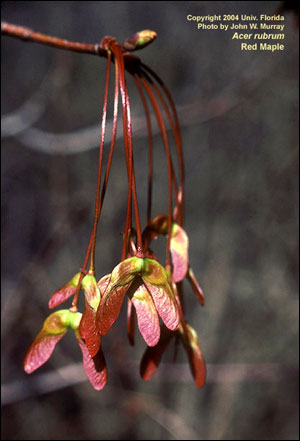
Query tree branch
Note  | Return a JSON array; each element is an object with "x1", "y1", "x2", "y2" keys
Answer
[
  {"x1": 1, "y1": 21, "x2": 107, "y2": 57},
  {"x1": 2, "y1": 362, "x2": 297, "y2": 406}
]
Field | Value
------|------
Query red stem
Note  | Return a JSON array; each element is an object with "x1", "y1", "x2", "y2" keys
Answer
[
  {"x1": 112, "y1": 44, "x2": 133, "y2": 260},
  {"x1": 140, "y1": 63, "x2": 185, "y2": 226},
  {"x1": 139, "y1": 76, "x2": 174, "y2": 268},
  {"x1": 139, "y1": 67, "x2": 181, "y2": 222},
  {"x1": 89, "y1": 52, "x2": 112, "y2": 273},
  {"x1": 133, "y1": 74, "x2": 154, "y2": 225},
  {"x1": 127, "y1": 94, "x2": 144, "y2": 256},
  {"x1": 71, "y1": 55, "x2": 112, "y2": 310},
  {"x1": 97, "y1": 61, "x2": 120, "y2": 216},
  {"x1": 133, "y1": 69, "x2": 179, "y2": 225},
  {"x1": 111, "y1": 42, "x2": 143, "y2": 258}
]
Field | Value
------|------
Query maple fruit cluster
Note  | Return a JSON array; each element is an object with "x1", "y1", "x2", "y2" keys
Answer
[{"x1": 23, "y1": 30, "x2": 206, "y2": 390}]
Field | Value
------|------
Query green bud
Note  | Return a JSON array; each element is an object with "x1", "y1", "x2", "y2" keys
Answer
[
  {"x1": 43, "y1": 310, "x2": 82, "y2": 334},
  {"x1": 66, "y1": 311, "x2": 82, "y2": 331},
  {"x1": 43, "y1": 310, "x2": 70, "y2": 335},
  {"x1": 123, "y1": 30, "x2": 157, "y2": 51},
  {"x1": 142, "y1": 258, "x2": 168, "y2": 285},
  {"x1": 81, "y1": 274, "x2": 101, "y2": 311},
  {"x1": 110, "y1": 256, "x2": 144, "y2": 287}
]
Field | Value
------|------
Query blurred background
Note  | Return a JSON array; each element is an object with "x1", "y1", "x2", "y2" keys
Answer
[{"x1": 1, "y1": 1, "x2": 299, "y2": 440}]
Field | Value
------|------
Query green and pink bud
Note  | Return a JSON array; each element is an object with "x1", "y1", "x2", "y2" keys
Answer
[
  {"x1": 128, "y1": 278, "x2": 160, "y2": 347},
  {"x1": 140, "y1": 326, "x2": 175, "y2": 380},
  {"x1": 81, "y1": 273, "x2": 101, "y2": 311},
  {"x1": 96, "y1": 257, "x2": 180, "y2": 342},
  {"x1": 179, "y1": 322, "x2": 206, "y2": 388},
  {"x1": 75, "y1": 336, "x2": 107, "y2": 391},
  {"x1": 123, "y1": 30, "x2": 157, "y2": 52},
  {"x1": 142, "y1": 258, "x2": 180, "y2": 331},
  {"x1": 96, "y1": 257, "x2": 144, "y2": 335},
  {"x1": 143, "y1": 215, "x2": 189, "y2": 282},
  {"x1": 78, "y1": 273, "x2": 108, "y2": 357},
  {"x1": 170, "y1": 223, "x2": 189, "y2": 283},
  {"x1": 24, "y1": 309, "x2": 108, "y2": 390},
  {"x1": 24, "y1": 310, "x2": 81, "y2": 374},
  {"x1": 140, "y1": 321, "x2": 206, "y2": 388},
  {"x1": 48, "y1": 272, "x2": 81, "y2": 309},
  {"x1": 79, "y1": 299, "x2": 102, "y2": 358}
]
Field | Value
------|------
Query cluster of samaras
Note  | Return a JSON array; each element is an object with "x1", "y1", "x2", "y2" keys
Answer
[{"x1": 23, "y1": 30, "x2": 206, "y2": 390}]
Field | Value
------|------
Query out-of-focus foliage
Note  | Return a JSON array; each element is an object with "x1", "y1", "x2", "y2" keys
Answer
[{"x1": 1, "y1": 1, "x2": 299, "y2": 440}]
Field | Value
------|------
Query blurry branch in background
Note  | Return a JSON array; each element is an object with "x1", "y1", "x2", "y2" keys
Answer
[
  {"x1": 1, "y1": 86, "x2": 47, "y2": 138},
  {"x1": 3, "y1": 95, "x2": 240, "y2": 154},
  {"x1": 2, "y1": 362, "x2": 298, "y2": 406},
  {"x1": 1, "y1": 365, "x2": 199, "y2": 438},
  {"x1": 1, "y1": 55, "x2": 71, "y2": 138},
  {"x1": 0, "y1": 78, "x2": 270, "y2": 155},
  {"x1": 122, "y1": 392, "x2": 199, "y2": 440},
  {"x1": 2, "y1": 87, "x2": 239, "y2": 153}
]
